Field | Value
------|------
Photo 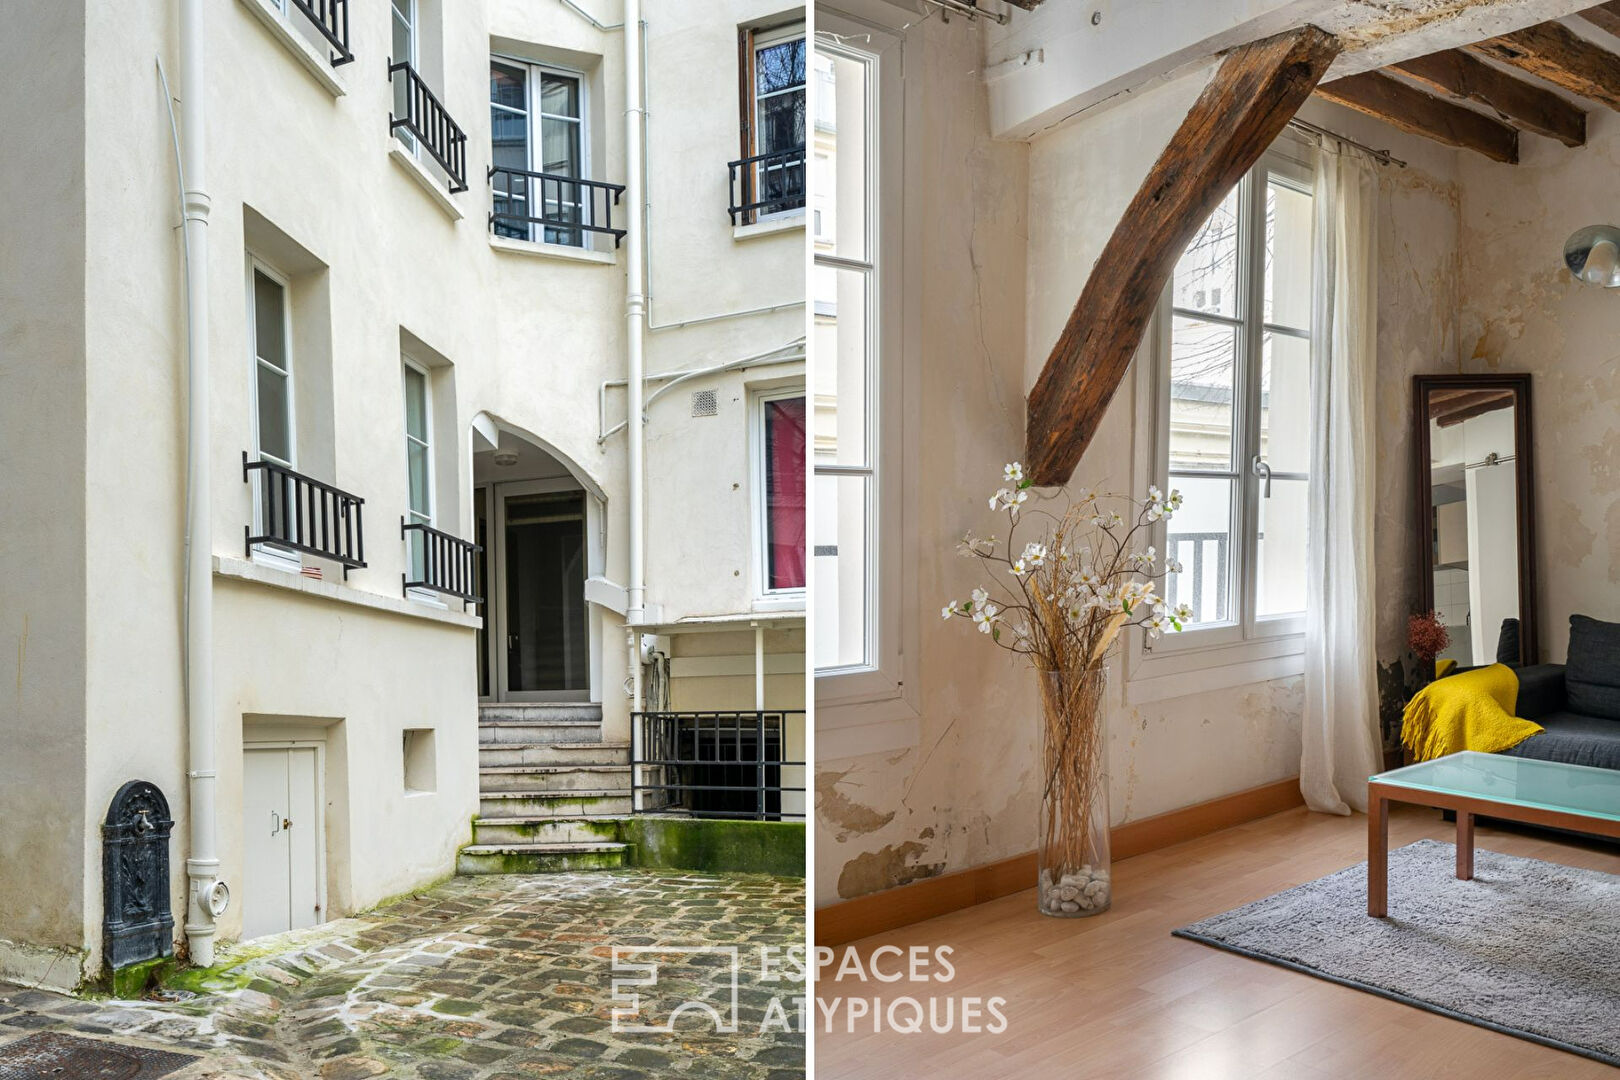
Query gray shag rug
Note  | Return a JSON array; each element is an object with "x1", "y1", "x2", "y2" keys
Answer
[{"x1": 1174, "y1": 839, "x2": 1620, "y2": 1067}]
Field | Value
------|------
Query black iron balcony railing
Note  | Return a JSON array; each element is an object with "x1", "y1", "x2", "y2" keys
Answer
[
  {"x1": 401, "y1": 518, "x2": 482, "y2": 603},
  {"x1": 488, "y1": 167, "x2": 627, "y2": 247},
  {"x1": 243, "y1": 454, "x2": 367, "y2": 577},
  {"x1": 289, "y1": 0, "x2": 353, "y2": 66},
  {"x1": 631, "y1": 710, "x2": 805, "y2": 821},
  {"x1": 727, "y1": 145, "x2": 806, "y2": 226},
  {"x1": 389, "y1": 61, "x2": 468, "y2": 193}
]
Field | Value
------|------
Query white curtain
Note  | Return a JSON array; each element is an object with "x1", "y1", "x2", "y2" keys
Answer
[{"x1": 1300, "y1": 140, "x2": 1382, "y2": 816}]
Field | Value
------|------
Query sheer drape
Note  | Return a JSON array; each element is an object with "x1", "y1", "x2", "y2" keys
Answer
[{"x1": 1300, "y1": 141, "x2": 1383, "y2": 816}]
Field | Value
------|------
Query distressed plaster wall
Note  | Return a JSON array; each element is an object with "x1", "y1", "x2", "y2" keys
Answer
[
  {"x1": 813, "y1": 13, "x2": 1034, "y2": 907},
  {"x1": 1453, "y1": 107, "x2": 1620, "y2": 662}
]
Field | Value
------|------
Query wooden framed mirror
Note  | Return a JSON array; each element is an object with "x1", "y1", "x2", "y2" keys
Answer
[{"x1": 1412, "y1": 374, "x2": 1538, "y2": 668}]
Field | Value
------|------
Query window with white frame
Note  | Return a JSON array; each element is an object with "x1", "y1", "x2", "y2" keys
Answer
[
  {"x1": 248, "y1": 259, "x2": 298, "y2": 562},
  {"x1": 741, "y1": 23, "x2": 806, "y2": 220},
  {"x1": 757, "y1": 390, "x2": 807, "y2": 598},
  {"x1": 1143, "y1": 144, "x2": 1314, "y2": 667},
  {"x1": 490, "y1": 58, "x2": 588, "y2": 247},
  {"x1": 403, "y1": 358, "x2": 433, "y2": 584},
  {"x1": 391, "y1": 0, "x2": 417, "y2": 152}
]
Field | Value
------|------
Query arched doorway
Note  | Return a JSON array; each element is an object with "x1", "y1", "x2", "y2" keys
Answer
[{"x1": 471, "y1": 417, "x2": 604, "y2": 704}]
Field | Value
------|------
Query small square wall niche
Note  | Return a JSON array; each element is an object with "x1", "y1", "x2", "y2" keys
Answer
[{"x1": 403, "y1": 728, "x2": 437, "y2": 795}]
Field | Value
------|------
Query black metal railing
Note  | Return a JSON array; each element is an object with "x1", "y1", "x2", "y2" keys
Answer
[
  {"x1": 289, "y1": 0, "x2": 353, "y2": 66},
  {"x1": 632, "y1": 710, "x2": 805, "y2": 821},
  {"x1": 727, "y1": 145, "x2": 806, "y2": 226},
  {"x1": 243, "y1": 454, "x2": 367, "y2": 576},
  {"x1": 1165, "y1": 531, "x2": 1229, "y2": 624},
  {"x1": 401, "y1": 518, "x2": 482, "y2": 603},
  {"x1": 488, "y1": 166, "x2": 627, "y2": 247},
  {"x1": 389, "y1": 61, "x2": 468, "y2": 193}
]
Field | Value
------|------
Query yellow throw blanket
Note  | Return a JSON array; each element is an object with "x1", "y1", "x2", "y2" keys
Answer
[{"x1": 1401, "y1": 663, "x2": 1543, "y2": 762}]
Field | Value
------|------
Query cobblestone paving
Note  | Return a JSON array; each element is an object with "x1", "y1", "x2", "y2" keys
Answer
[{"x1": 0, "y1": 870, "x2": 805, "y2": 1079}]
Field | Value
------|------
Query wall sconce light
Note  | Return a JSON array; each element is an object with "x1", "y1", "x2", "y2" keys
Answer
[
  {"x1": 1564, "y1": 225, "x2": 1620, "y2": 287},
  {"x1": 492, "y1": 449, "x2": 520, "y2": 468}
]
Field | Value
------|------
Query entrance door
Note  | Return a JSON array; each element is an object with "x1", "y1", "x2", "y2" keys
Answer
[
  {"x1": 242, "y1": 746, "x2": 323, "y2": 940},
  {"x1": 484, "y1": 481, "x2": 590, "y2": 702}
]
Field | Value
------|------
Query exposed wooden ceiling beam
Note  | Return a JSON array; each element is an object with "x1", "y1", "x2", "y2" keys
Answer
[
  {"x1": 1389, "y1": 49, "x2": 1585, "y2": 147},
  {"x1": 1469, "y1": 20, "x2": 1620, "y2": 112},
  {"x1": 1024, "y1": 26, "x2": 1341, "y2": 487},
  {"x1": 1578, "y1": 2, "x2": 1620, "y2": 39},
  {"x1": 1316, "y1": 71, "x2": 1519, "y2": 163}
]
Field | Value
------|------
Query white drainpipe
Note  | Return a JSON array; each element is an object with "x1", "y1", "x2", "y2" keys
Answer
[
  {"x1": 623, "y1": 0, "x2": 646, "y2": 634},
  {"x1": 179, "y1": 0, "x2": 225, "y2": 967}
]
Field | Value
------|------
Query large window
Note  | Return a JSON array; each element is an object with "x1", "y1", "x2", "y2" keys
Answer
[
  {"x1": 812, "y1": 40, "x2": 873, "y2": 672},
  {"x1": 490, "y1": 59, "x2": 587, "y2": 246},
  {"x1": 759, "y1": 392, "x2": 807, "y2": 595},
  {"x1": 1146, "y1": 145, "x2": 1314, "y2": 667},
  {"x1": 250, "y1": 263, "x2": 294, "y2": 469}
]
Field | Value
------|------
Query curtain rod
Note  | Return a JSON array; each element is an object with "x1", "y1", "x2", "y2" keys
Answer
[
  {"x1": 1288, "y1": 118, "x2": 1407, "y2": 168},
  {"x1": 918, "y1": 0, "x2": 1010, "y2": 25}
]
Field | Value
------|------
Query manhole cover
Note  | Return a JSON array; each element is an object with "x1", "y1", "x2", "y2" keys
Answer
[{"x1": 0, "y1": 1032, "x2": 197, "y2": 1079}]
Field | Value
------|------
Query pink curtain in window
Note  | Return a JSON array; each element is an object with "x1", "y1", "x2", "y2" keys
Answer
[{"x1": 766, "y1": 397, "x2": 806, "y2": 590}]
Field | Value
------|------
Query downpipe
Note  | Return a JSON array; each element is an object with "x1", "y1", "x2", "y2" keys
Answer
[{"x1": 624, "y1": 0, "x2": 647, "y2": 634}]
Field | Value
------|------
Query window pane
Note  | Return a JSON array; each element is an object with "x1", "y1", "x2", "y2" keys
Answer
[
  {"x1": 403, "y1": 365, "x2": 428, "y2": 441},
  {"x1": 252, "y1": 271, "x2": 285, "y2": 370},
  {"x1": 1173, "y1": 187, "x2": 1239, "y2": 319},
  {"x1": 1260, "y1": 332, "x2": 1310, "y2": 474},
  {"x1": 814, "y1": 473, "x2": 869, "y2": 668},
  {"x1": 1169, "y1": 316, "x2": 1236, "y2": 471},
  {"x1": 1265, "y1": 180, "x2": 1313, "y2": 331},
  {"x1": 765, "y1": 397, "x2": 807, "y2": 591},
  {"x1": 819, "y1": 51, "x2": 866, "y2": 263},
  {"x1": 490, "y1": 62, "x2": 529, "y2": 182},
  {"x1": 391, "y1": 3, "x2": 412, "y2": 61},
  {"x1": 813, "y1": 264, "x2": 868, "y2": 467},
  {"x1": 756, "y1": 38, "x2": 805, "y2": 96},
  {"x1": 540, "y1": 73, "x2": 579, "y2": 119},
  {"x1": 1164, "y1": 475, "x2": 1233, "y2": 625},
  {"x1": 256, "y1": 365, "x2": 291, "y2": 464},
  {"x1": 1258, "y1": 477, "x2": 1308, "y2": 617},
  {"x1": 407, "y1": 441, "x2": 430, "y2": 517},
  {"x1": 757, "y1": 87, "x2": 806, "y2": 157}
]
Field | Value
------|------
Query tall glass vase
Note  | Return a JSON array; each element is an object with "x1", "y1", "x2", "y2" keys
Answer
[{"x1": 1037, "y1": 664, "x2": 1111, "y2": 918}]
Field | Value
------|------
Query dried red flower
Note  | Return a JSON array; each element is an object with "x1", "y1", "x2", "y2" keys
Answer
[{"x1": 1408, "y1": 610, "x2": 1450, "y2": 662}]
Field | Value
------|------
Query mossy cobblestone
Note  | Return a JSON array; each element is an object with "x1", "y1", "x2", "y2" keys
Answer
[{"x1": 0, "y1": 870, "x2": 804, "y2": 1078}]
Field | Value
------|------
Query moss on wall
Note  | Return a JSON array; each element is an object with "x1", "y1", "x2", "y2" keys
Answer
[{"x1": 619, "y1": 817, "x2": 804, "y2": 878}]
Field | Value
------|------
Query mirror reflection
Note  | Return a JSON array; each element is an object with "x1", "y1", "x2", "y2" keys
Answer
[{"x1": 1427, "y1": 387, "x2": 1520, "y2": 667}]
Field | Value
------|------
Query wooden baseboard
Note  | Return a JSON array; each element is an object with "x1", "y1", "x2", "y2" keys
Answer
[{"x1": 814, "y1": 776, "x2": 1303, "y2": 946}]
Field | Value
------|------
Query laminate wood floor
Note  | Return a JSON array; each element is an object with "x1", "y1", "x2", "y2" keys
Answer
[{"x1": 814, "y1": 804, "x2": 1620, "y2": 1079}]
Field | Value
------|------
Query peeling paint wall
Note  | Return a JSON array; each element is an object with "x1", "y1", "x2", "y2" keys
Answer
[
  {"x1": 1453, "y1": 108, "x2": 1620, "y2": 662},
  {"x1": 813, "y1": 13, "x2": 1034, "y2": 908}
]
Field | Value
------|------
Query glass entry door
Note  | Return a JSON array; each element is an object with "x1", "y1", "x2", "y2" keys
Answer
[{"x1": 489, "y1": 483, "x2": 589, "y2": 701}]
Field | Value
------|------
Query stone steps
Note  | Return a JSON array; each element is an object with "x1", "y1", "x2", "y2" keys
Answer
[
  {"x1": 477, "y1": 764, "x2": 631, "y2": 794},
  {"x1": 456, "y1": 841, "x2": 630, "y2": 874},
  {"x1": 478, "y1": 741, "x2": 630, "y2": 767},
  {"x1": 477, "y1": 790, "x2": 634, "y2": 819},
  {"x1": 471, "y1": 814, "x2": 625, "y2": 846}
]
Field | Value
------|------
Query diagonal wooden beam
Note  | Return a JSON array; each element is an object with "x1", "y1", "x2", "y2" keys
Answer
[
  {"x1": 1468, "y1": 20, "x2": 1620, "y2": 112},
  {"x1": 1389, "y1": 49, "x2": 1585, "y2": 147},
  {"x1": 1316, "y1": 72, "x2": 1520, "y2": 162},
  {"x1": 1024, "y1": 26, "x2": 1340, "y2": 487},
  {"x1": 1578, "y1": 2, "x2": 1620, "y2": 39}
]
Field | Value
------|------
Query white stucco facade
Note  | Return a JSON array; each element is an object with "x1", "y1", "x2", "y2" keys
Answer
[{"x1": 1, "y1": 0, "x2": 804, "y2": 987}]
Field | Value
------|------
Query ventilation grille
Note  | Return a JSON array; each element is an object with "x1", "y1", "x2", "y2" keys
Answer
[{"x1": 690, "y1": 389, "x2": 718, "y2": 417}]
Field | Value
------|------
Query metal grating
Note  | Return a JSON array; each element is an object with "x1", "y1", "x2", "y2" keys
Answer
[
  {"x1": 0, "y1": 1032, "x2": 197, "y2": 1080},
  {"x1": 690, "y1": 389, "x2": 718, "y2": 417}
]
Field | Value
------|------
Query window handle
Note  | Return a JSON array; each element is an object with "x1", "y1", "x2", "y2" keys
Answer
[{"x1": 1252, "y1": 456, "x2": 1273, "y2": 498}]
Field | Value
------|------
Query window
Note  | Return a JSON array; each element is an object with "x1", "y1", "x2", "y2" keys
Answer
[
  {"x1": 1138, "y1": 143, "x2": 1315, "y2": 679},
  {"x1": 250, "y1": 263, "x2": 294, "y2": 469},
  {"x1": 490, "y1": 58, "x2": 587, "y2": 246},
  {"x1": 758, "y1": 391, "x2": 807, "y2": 596},
  {"x1": 391, "y1": 0, "x2": 417, "y2": 152},
  {"x1": 403, "y1": 358, "x2": 433, "y2": 584},
  {"x1": 741, "y1": 23, "x2": 806, "y2": 219}
]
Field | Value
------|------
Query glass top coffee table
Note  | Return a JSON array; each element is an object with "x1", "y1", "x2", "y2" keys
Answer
[{"x1": 1366, "y1": 751, "x2": 1620, "y2": 917}]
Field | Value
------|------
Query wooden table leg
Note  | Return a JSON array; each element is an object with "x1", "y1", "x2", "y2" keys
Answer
[
  {"x1": 1368, "y1": 793, "x2": 1389, "y2": 918},
  {"x1": 1456, "y1": 809, "x2": 1474, "y2": 881}
]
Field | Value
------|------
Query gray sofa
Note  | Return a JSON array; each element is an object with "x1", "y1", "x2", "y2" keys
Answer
[{"x1": 1502, "y1": 614, "x2": 1620, "y2": 771}]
